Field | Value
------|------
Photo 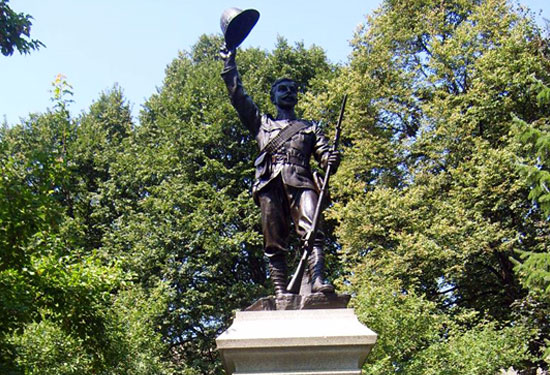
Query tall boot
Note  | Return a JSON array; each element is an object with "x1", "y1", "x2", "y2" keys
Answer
[
  {"x1": 308, "y1": 246, "x2": 335, "y2": 293},
  {"x1": 269, "y1": 254, "x2": 290, "y2": 297}
]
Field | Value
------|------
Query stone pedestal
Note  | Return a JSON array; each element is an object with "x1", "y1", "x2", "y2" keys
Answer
[
  {"x1": 216, "y1": 309, "x2": 377, "y2": 375},
  {"x1": 246, "y1": 293, "x2": 351, "y2": 311}
]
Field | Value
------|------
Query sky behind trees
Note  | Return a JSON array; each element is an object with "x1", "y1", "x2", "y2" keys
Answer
[
  {"x1": 1, "y1": 0, "x2": 548, "y2": 125},
  {"x1": 0, "y1": 0, "x2": 373, "y2": 124}
]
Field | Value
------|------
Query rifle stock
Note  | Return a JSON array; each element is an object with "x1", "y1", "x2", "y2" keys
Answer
[{"x1": 286, "y1": 94, "x2": 347, "y2": 294}]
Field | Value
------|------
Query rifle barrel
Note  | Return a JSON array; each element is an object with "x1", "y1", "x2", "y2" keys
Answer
[{"x1": 286, "y1": 94, "x2": 347, "y2": 294}]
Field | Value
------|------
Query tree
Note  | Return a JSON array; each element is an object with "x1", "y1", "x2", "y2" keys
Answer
[
  {"x1": 0, "y1": 0, "x2": 43, "y2": 56},
  {"x1": 94, "y1": 35, "x2": 338, "y2": 374},
  {"x1": 0, "y1": 37, "x2": 337, "y2": 374},
  {"x1": 0, "y1": 77, "x2": 175, "y2": 374},
  {"x1": 297, "y1": 0, "x2": 550, "y2": 371},
  {"x1": 511, "y1": 64, "x2": 550, "y2": 366},
  {"x1": 348, "y1": 269, "x2": 531, "y2": 375}
]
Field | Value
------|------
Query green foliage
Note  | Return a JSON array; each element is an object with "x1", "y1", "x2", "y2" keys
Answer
[
  {"x1": 297, "y1": 0, "x2": 550, "y2": 371},
  {"x1": 0, "y1": 0, "x2": 43, "y2": 56},
  {"x1": 514, "y1": 249, "x2": 550, "y2": 299},
  {"x1": 512, "y1": 78, "x2": 550, "y2": 217},
  {"x1": 10, "y1": 318, "x2": 95, "y2": 375},
  {"x1": 0, "y1": 77, "x2": 174, "y2": 374},
  {"x1": 6, "y1": 250, "x2": 124, "y2": 373},
  {"x1": 510, "y1": 70, "x2": 550, "y2": 365},
  {"x1": 100, "y1": 283, "x2": 177, "y2": 375},
  {"x1": 405, "y1": 323, "x2": 531, "y2": 375},
  {"x1": 349, "y1": 269, "x2": 532, "y2": 375}
]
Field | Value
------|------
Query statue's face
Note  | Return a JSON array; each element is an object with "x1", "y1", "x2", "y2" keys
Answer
[{"x1": 272, "y1": 80, "x2": 298, "y2": 109}]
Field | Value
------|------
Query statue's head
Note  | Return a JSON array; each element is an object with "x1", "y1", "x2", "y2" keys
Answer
[{"x1": 270, "y1": 78, "x2": 298, "y2": 109}]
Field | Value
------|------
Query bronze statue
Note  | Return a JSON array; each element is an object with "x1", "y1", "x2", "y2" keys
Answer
[{"x1": 219, "y1": 8, "x2": 340, "y2": 298}]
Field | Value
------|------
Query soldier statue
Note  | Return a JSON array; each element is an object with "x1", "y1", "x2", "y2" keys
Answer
[{"x1": 220, "y1": 45, "x2": 340, "y2": 297}]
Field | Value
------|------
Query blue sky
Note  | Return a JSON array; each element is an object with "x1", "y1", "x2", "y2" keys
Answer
[{"x1": 1, "y1": 0, "x2": 548, "y2": 125}]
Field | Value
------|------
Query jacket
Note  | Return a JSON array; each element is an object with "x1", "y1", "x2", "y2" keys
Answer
[{"x1": 221, "y1": 65, "x2": 332, "y2": 203}]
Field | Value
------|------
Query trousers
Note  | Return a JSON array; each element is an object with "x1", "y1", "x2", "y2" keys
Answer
[{"x1": 257, "y1": 175, "x2": 323, "y2": 258}]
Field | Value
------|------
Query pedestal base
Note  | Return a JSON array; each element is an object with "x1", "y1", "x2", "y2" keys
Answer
[
  {"x1": 246, "y1": 293, "x2": 351, "y2": 311},
  {"x1": 216, "y1": 309, "x2": 377, "y2": 375}
]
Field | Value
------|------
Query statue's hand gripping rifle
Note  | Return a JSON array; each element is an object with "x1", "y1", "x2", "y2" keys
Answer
[{"x1": 286, "y1": 94, "x2": 348, "y2": 294}]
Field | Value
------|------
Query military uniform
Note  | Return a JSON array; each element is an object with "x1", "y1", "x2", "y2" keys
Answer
[{"x1": 222, "y1": 59, "x2": 335, "y2": 295}]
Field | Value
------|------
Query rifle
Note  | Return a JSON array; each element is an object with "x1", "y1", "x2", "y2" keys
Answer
[{"x1": 286, "y1": 94, "x2": 348, "y2": 294}]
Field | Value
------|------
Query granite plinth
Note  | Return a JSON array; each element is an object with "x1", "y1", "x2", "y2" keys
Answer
[{"x1": 216, "y1": 308, "x2": 377, "y2": 375}]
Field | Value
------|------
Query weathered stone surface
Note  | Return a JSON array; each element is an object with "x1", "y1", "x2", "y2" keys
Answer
[
  {"x1": 216, "y1": 309, "x2": 377, "y2": 375},
  {"x1": 245, "y1": 293, "x2": 351, "y2": 311}
]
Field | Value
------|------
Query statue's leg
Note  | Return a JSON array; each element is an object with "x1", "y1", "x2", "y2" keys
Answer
[
  {"x1": 258, "y1": 179, "x2": 292, "y2": 297},
  {"x1": 268, "y1": 253, "x2": 289, "y2": 297},
  {"x1": 288, "y1": 187, "x2": 334, "y2": 293},
  {"x1": 307, "y1": 246, "x2": 334, "y2": 293}
]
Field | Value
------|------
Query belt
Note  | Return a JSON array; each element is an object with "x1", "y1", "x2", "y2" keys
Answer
[{"x1": 271, "y1": 153, "x2": 308, "y2": 167}]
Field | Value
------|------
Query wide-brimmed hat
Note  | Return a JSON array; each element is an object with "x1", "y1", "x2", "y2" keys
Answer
[{"x1": 220, "y1": 7, "x2": 260, "y2": 50}]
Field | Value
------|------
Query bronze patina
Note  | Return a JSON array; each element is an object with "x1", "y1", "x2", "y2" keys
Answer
[{"x1": 219, "y1": 8, "x2": 341, "y2": 300}]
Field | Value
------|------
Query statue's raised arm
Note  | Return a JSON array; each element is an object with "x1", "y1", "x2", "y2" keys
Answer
[
  {"x1": 219, "y1": 7, "x2": 261, "y2": 137},
  {"x1": 220, "y1": 46, "x2": 261, "y2": 137}
]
